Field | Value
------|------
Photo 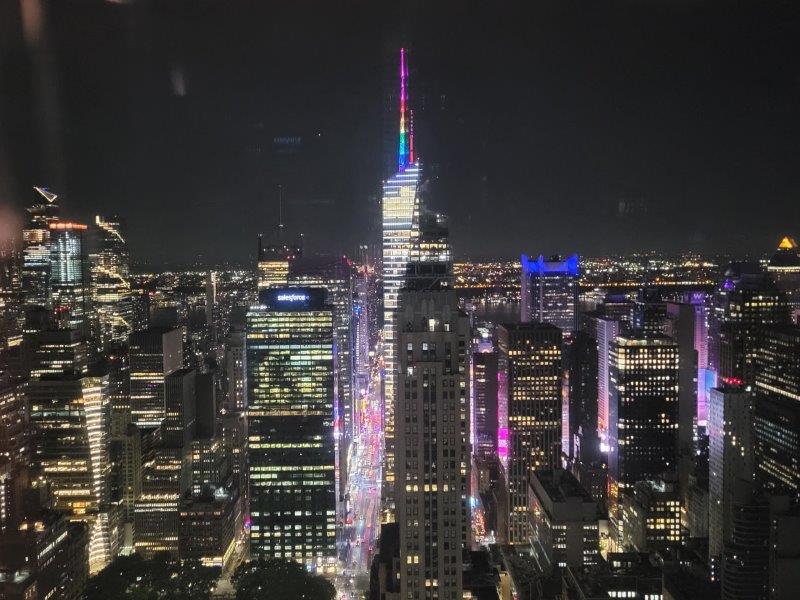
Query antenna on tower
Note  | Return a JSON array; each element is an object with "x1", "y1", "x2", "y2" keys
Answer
[
  {"x1": 398, "y1": 48, "x2": 409, "y2": 172},
  {"x1": 277, "y1": 184, "x2": 284, "y2": 243},
  {"x1": 409, "y1": 109, "x2": 415, "y2": 164}
]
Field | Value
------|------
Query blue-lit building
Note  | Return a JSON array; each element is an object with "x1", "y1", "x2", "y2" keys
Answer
[
  {"x1": 245, "y1": 287, "x2": 336, "y2": 571},
  {"x1": 520, "y1": 254, "x2": 579, "y2": 334},
  {"x1": 49, "y1": 222, "x2": 90, "y2": 335}
]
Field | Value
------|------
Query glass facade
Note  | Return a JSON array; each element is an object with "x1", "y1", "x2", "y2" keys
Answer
[
  {"x1": 498, "y1": 323, "x2": 563, "y2": 544},
  {"x1": 21, "y1": 187, "x2": 60, "y2": 309},
  {"x1": 382, "y1": 162, "x2": 421, "y2": 511},
  {"x1": 246, "y1": 288, "x2": 336, "y2": 569},
  {"x1": 90, "y1": 216, "x2": 132, "y2": 350},
  {"x1": 607, "y1": 335, "x2": 679, "y2": 548},
  {"x1": 49, "y1": 223, "x2": 90, "y2": 334},
  {"x1": 520, "y1": 254, "x2": 579, "y2": 334},
  {"x1": 28, "y1": 374, "x2": 114, "y2": 573}
]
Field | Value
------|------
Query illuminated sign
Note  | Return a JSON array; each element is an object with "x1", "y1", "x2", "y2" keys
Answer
[{"x1": 276, "y1": 292, "x2": 309, "y2": 303}]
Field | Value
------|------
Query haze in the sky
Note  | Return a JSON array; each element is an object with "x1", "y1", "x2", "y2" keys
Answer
[{"x1": 1, "y1": 0, "x2": 798, "y2": 264}]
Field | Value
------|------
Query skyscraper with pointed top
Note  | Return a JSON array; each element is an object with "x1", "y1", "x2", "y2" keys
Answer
[
  {"x1": 21, "y1": 186, "x2": 60, "y2": 309},
  {"x1": 382, "y1": 48, "x2": 422, "y2": 518}
]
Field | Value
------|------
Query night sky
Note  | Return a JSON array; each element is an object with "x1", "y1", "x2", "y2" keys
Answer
[{"x1": 1, "y1": 0, "x2": 799, "y2": 265}]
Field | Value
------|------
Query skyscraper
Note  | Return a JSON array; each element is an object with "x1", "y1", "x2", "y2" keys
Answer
[
  {"x1": 0, "y1": 377, "x2": 27, "y2": 534},
  {"x1": 90, "y1": 215, "x2": 132, "y2": 350},
  {"x1": 164, "y1": 368, "x2": 197, "y2": 449},
  {"x1": 472, "y1": 349, "x2": 499, "y2": 459},
  {"x1": 246, "y1": 287, "x2": 336, "y2": 570},
  {"x1": 748, "y1": 325, "x2": 800, "y2": 496},
  {"x1": 413, "y1": 209, "x2": 451, "y2": 264},
  {"x1": 709, "y1": 264, "x2": 788, "y2": 384},
  {"x1": 665, "y1": 301, "x2": 699, "y2": 505},
  {"x1": 129, "y1": 327, "x2": 184, "y2": 429},
  {"x1": 596, "y1": 315, "x2": 621, "y2": 452},
  {"x1": 28, "y1": 328, "x2": 89, "y2": 378},
  {"x1": 0, "y1": 239, "x2": 24, "y2": 362},
  {"x1": 256, "y1": 233, "x2": 301, "y2": 290},
  {"x1": 134, "y1": 447, "x2": 189, "y2": 559},
  {"x1": 28, "y1": 373, "x2": 115, "y2": 573},
  {"x1": 382, "y1": 47, "x2": 422, "y2": 515},
  {"x1": 498, "y1": 322, "x2": 563, "y2": 544},
  {"x1": 607, "y1": 334, "x2": 679, "y2": 548},
  {"x1": 288, "y1": 255, "x2": 354, "y2": 515},
  {"x1": 564, "y1": 330, "x2": 598, "y2": 462},
  {"x1": 708, "y1": 385, "x2": 753, "y2": 579},
  {"x1": 21, "y1": 187, "x2": 59, "y2": 309},
  {"x1": 224, "y1": 325, "x2": 246, "y2": 412},
  {"x1": 48, "y1": 221, "x2": 90, "y2": 334},
  {"x1": 766, "y1": 236, "x2": 800, "y2": 321},
  {"x1": 395, "y1": 263, "x2": 471, "y2": 596},
  {"x1": 520, "y1": 253, "x2": 579, "y2": 334}
]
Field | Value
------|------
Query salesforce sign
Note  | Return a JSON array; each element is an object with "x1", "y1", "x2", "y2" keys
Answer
[
  {"x1": 259, "y1": 287, "x2": 325, "y2": 309},
  {"x1": 276, "y1": 292, "x2": 309, "y2": 303}
]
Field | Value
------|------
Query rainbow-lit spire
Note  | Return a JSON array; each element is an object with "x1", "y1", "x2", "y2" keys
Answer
[
  {"x1": 398, "y1": 48, "x2": 411, "y2": 172},
  {"x1": 409, "y1": 109, "x2": 415, "y2": 164}
]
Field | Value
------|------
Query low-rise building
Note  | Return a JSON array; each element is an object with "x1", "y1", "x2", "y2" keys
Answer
[
  {"x1": 528, "y1": 469, "x2": 599, "y2": 573},
  {"x1": 562, "y1": 552, "x2": 662, "y2": 600},
  {"x1": 622, "y1": 479, "x2": 683, "y2": 552},
  {"x1": 178, "y1": 483, "x2": 241, "y2": 568}
]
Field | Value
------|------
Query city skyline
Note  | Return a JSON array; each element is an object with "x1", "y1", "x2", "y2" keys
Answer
[{"x1": 3, "y1": 5, "x2": 800, "y2": 600}]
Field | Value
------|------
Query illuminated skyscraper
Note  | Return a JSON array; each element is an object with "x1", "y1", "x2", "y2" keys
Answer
[
  {"x1": 21, "y1": 187, "x2": 59, "y2": 309},
  {"x1": 28, "y1": 373, "x2": 115, "y2": 573},
  {"x1": 133, "y1": 368, "x2": 196, "y2": 559},
  {"x1": 0, "y1": 377, "x2": 27, "y2": 534},
  {"x1": 256, "y1": 233, "x2": 301, "y2": 290},
  {"x1": 134, "y1": 447, "x2": 188, "y2": 559},
  {"x1": 751, "y1": 324, "x2": 800, "y2": 495},
  {"x1": 90, "y1": 215, "x2": 132, "y2": 350},
  {"x1": 708, "y1": 385, "x2": 753, "y2": 579},
  {"x1": 766, "y1": 236, "x2": 800, "y2": 320},
  {"x1": 520, "y1": 254, "x2": 579, "y2": 334},
  {"x1": 498, "y1": 322, "x2": 563, "y2": 544},
  {"x1": 413, "y1": 209, "x2": 451, "y2": 264},
  {"x1": 48, "y1": 221, "x2": 90, "y2": 334},
  {"x1": 246, "y1": 287, "x2": 336, "y2": 570},
  {"x1": 129, "y1": 327, "x2": 184, "y2": 429},
  {"x1": 0, "y1": 240, "x2": 24, "y2": 360},
  {"x1": 564, "y1": 330, "x2": 598, "y2": 462},
  {"x1": 224, "y1": 326, "x2": 246, "y2": 411},
  {"x1": 395, "y1": 262, "x2": 471, "y2": 596},
  {"x1": 709, "y1": 264, "x2": 788, "y2": 385},
  {"x1": 164, "y1": 368, "x2": 197, "y2": 448},
  {"x1": 665, "y1": 301, "x2": 699, "y2": 504},
  {"x1": 289, "y1": 256, "x2": 353, "y2": 517},
  {"x1": 607, "y1": 334, "x2": 679, "y2": 549},
  {"x1": 28, "y1": 328, "x2": 89, "y2": 378},
  {"x1": 382, "y1": 48, "x2": 422, "y2": 513},
  {"x1": 473, "y1": 349, "x2": 499, "y2": 459}
]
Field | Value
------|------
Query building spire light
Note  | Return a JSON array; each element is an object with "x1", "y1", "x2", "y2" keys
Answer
[{"x1": 398, "y1": 48, "x2": 410, "y2": 172}]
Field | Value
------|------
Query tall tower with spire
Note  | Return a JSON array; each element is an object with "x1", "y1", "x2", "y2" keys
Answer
[
  {"x1": 382, "y1": 48, "x2": 422, "y2": 520},
  {"x1": 256, "y1": 185, "x2": 302, "y2": 290}
]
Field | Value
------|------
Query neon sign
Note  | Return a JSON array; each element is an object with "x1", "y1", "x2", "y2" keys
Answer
[{"x1": 276, "y1": 292, "x2": 309, "y2": 302}]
